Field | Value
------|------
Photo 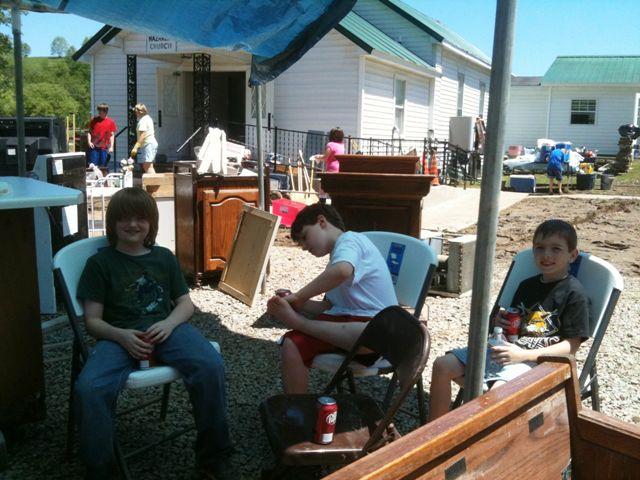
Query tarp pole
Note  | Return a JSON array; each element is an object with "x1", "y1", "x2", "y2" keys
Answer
[
  {"x1": 463, "y1": 0, "x2": 517, "y2": 402},
  {"x1": 255, "y1": 84, "x2": 265, "y2": 210},
  {"x1": 11, "y1": 2, "x2": 26, "y2": 177}
]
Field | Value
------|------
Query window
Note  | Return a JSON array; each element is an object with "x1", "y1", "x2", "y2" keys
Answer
[
  {"x1": 479, "y1": 82, "x2": 486, "y2": 117},
  {"x1": 456, "y1": 73, "x2": 465, "y2": 116},
  {"x1": 394, "y1": 77, "x2": 406, "y2": 134},
  {"x1": 251, "y1": 85, "x2": 267, "y2": 119},
  {"x1": 570, "y1": 99, "x2": 596, "y2": 125}
]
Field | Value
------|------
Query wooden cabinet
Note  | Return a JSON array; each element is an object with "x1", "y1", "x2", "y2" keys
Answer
[{"x1": 174, "y1": 166, "x2": 268, "y2": 282}]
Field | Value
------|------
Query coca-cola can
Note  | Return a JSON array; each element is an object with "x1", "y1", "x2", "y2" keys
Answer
[
  {"x1": 504, "y1": 307, "x2": 521, "y2": 342},
  {"x1": 275, "y1": 289, "x2": 292, "y2": 298},
  {"x1": 314, "y1": 396, "x2": 338, "y2": 444}
]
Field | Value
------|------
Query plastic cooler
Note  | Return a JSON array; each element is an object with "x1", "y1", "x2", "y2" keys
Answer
[
  {"x1": 271, "y1": 198, "x2": 306, "y2": 227},
  {"x1": 509, "y1": 174, "x2": 536, "y2": 193}
]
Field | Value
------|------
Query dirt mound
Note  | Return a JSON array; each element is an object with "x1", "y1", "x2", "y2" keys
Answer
[{"x1": 464, "y1": 196, "x2": 640, "y2": 277}]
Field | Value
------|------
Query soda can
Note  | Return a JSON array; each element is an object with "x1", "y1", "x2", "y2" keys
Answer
[
  {"x1": 314, "y1": 396, "x2": 338, "y2": 444},
  {"x1": 275, "y1": 289, "x2": 292, "y2": 298},
  {"x1": 504, "y1": 307, "x2": 521, "y2": 342},
  {"x1": 139, "y1": 333, "x2": 156, "y2": 370}
]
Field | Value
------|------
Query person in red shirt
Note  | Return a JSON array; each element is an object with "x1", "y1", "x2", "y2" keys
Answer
[{"x1": 87, "y1": 103, "x2": 117, "y2": 168}]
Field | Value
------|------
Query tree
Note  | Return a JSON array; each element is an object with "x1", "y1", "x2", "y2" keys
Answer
[
  {"x1": 65, "y1": 45, "x2": 76, "y2": 58},
  {"x1": 22, "y1": 42, "x2": 31, "y2": 57},
  {"x1": 50, "y1": 36, "x2": 69, "y2": 57}
]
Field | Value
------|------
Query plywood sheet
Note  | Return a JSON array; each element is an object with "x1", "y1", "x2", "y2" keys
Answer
[{"x1": 218, "y1": 205, "x2": 280, "y2": 306}]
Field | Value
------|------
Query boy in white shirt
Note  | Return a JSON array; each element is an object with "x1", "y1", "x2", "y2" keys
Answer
[{"x1": 267, "y1": 204, "x2": 397, "y2": 393}]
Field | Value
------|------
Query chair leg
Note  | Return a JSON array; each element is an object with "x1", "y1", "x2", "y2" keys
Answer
[
  {"x1": 160, "y1": 383, "x2": 171, "y2": 421},
  {"x1": 114, "y1": 438, "x2": 132, "y2": 480},
  {"x1": 416, "y1": 377, "x2": 427, "y2": 425},
  {"x1": 347, "y1": 370, "x2": 357, "y2": 394},
  {"x1": 382, "y1": 373, "x2": 399, "y2": 411},
  {"x1": 451, "y1": 388, "x2": 464, "y2": 409},
  {"x1": 589, "y1": 365, "x2": 601, "y2": 412},
  {"x1": 66, "y1": 343, "x2": 82, "y2": 459}
]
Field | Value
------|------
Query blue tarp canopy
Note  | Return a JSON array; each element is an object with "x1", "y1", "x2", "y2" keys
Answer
[{"x1": 25, "y1": 0, "x2": 356, "y2": 85}]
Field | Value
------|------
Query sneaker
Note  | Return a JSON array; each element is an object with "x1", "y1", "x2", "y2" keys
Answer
[{"x1": 199, "y1": 456, "x2": 239, "y2": 480}]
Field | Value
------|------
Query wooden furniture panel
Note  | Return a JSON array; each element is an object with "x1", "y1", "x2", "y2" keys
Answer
[
  {"x1": 202, "y1": 189, "x2": 259, "y2": 272},
  {"x1": 0, "y1": 209, "x2": 46, "y2": 426},
  {"x1": 174, "y1": 166, "x2": 268, "y2": 282},
  {"x1": 320, "y1": 173, "x2": 433, "y2": 238},
  {"x1": 324, "y1": 356, "x2": 640, "y2": 480},
  {"x1": 336, "y1": 155, "x2": 419, "y2": 174}
]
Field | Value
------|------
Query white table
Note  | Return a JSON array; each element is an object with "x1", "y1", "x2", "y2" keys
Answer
[{"x1": 0, "y1": 177, "x2": 82, "y2": 429}]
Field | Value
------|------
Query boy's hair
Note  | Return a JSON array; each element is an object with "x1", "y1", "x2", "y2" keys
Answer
[
  {"x1": 533, "y1": 219, "x2": 577, "y2": 251},
  {"x1": 328, "y1": 127, "x2": 344, "y2": 143},
  {"x1": 106, "y1": 187, "x2": 159, "y2": 248},
  {"x1": 96, "y1": 103, "x2": 109, "y2": 112},
  {"x1": 291, "y1": 203, "x2": 345, "y2": 242}
]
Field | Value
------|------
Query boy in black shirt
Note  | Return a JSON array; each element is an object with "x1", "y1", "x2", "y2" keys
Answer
[{"x1": 428, "y1": 219, "x2": 591, "y2": 420}]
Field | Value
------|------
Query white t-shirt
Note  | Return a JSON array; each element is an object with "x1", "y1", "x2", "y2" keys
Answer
[
  {"x1": 325, "y1": 231, "x2": 398, "y2": 317},
  {"x1": 137, "y1": 114, "x2": 157, "y2": 146}
]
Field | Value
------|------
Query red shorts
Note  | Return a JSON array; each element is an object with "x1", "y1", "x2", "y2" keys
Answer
[{"x1": 282, "y1": 313, "x2": 379, "y2": 367}]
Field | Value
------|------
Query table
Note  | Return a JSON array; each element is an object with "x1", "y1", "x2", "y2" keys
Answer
[{"x1": 0, "y1": 177, "x2": 82, "y2": 434}]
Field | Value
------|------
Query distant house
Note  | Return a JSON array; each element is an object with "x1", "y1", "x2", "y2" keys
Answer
[
  {"x1": 75, "y1": 0, "x2": 491, "y2": 161},
  {"x1": 505, "y1": 56, "x2": 640, "y2": 155}
]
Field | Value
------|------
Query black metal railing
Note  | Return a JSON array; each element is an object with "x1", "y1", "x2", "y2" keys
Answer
[{"x1": 211, "y1": 119, "x2": 481, "y2": 185}]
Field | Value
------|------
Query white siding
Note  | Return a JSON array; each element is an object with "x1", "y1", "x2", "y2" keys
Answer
[
  {"x1": 548, "y1": 87, "x2": 638, "y2": 154},
  {"x1": 504, "y1": 85, "x2": 549, "y2": 149},
  {"x1": 360, "y1": 59, "x2": 430, "y2": 141},
  {"x1": 432, "y1": 50, "x2": 490, "y2": 142},
  {"x1": 353, "y1": 0, "x2": 438, "y2": 65},
  {"x1": 274, "y1": 30, "x2": 361, "y2": 137}
]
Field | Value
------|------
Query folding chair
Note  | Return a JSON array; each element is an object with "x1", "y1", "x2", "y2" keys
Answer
[
  {"x1": 260, "y1": 306, "x2": 430, "y2": 479},
  {"x1": 311, "y1": 231, "x2": 437, "y2": 424},
  {"x1": 453, "y1": 249, "x2": 623, "y2": 411},
  {"x1": 53, "y1": 236, "x2": 220, "y2": 479}
]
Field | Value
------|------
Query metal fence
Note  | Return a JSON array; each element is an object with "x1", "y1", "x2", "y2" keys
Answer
[{"x1": 218, "y1": 120, "x2": 481, "y2": 185}]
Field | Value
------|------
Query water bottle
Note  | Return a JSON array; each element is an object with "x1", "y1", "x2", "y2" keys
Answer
[{"x1": 487, "y1": 326, "x2": 508, "y2": 375}]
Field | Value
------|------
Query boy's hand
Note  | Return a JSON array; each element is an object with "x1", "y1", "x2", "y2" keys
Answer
[
  {"x1": 493, "y1": 308, "x2": 510, "y2": 330},
  {"x1": 284, "y1": 292, "x2": 306, "y2": 312},
  {"x1": 267, "y1": 295, "x2": 303, "y2": 330},
  {"x1": 145, "y1": 319, "x2": 177, "y2": 344},
  {"x1": 490, "y1": 343, "x2": 530, "y2": 365},
  {"x1": 117, "y1": 329, "x2": 154, "y2": 360}
]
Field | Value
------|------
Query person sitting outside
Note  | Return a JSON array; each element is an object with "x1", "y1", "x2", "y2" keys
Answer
[
  {"x1": 428, "y1": 219, "x2": 591, "y2": 420},
  {"x1": 267, "y1": 203, "x2": 397, "y2": 393}
]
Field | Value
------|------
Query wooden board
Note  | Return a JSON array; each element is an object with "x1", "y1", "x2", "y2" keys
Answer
[
  {"x1": 218, "y1": 205, "x2": 280, "y2": 306},
  {"x1": 142, "y1": 173, "x2": 174, "y2": 198}
]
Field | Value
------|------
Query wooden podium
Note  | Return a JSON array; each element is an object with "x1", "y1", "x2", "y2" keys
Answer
[{"x1": 320, "y1": 172, "x2": 433, "y2": 238}]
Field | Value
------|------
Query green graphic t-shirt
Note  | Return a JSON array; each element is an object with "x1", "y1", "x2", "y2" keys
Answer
[{"x1": 77, "y1": 245, "x2": 189, "y2": 330}]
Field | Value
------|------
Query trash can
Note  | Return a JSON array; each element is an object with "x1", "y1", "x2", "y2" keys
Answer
[
  {"x1": 576, "y1": 173, "x2": 596, "y2": 190},
  {"x1": 600, "y1": 174, "x2": 614, "y2": 191}
]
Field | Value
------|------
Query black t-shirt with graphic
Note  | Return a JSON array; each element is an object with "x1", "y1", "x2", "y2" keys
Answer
[
  {"x1": 510, "y1": 274, "x2": 591, "y2": 350},
  {"x1": 77, "y1": 245, "x2": 189, "y2": 330}
]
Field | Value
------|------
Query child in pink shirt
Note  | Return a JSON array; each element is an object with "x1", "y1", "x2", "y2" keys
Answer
[{"x1": 318, "y1": 127, "x2": 344, "y2": 203}]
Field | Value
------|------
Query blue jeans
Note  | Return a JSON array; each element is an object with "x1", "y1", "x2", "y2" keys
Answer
[
  {"x1": 74, "y1": 323, "x2": 231, "y2": 469},
  {"x1": 87, "y1": 147, "x2": 110, "y2": 167}
]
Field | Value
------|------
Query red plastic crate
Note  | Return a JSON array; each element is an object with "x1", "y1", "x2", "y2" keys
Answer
[{"x1": 271, "y1": 198, "x2": 307, "y2": 227}]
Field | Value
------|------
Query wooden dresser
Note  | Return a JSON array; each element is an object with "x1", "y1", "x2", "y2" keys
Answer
[{"x1": 173, "y1": 165, "x2": 268, "y2": 282}]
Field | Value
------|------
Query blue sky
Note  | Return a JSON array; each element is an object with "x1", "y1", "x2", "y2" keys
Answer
[{"x1": 2, "y1": 0, "x2": 640, "y2": 76}]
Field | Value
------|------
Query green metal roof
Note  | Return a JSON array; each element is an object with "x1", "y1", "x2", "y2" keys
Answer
[
  {"x1": 379, "y1": 0, "x2": 491, "y2": 65},
  {"x1": 542, "y1": 56, "x2": 640, "y2": 85},
  {"x1": 337, "y1": 12, "x2": 434, "y2": 70}
]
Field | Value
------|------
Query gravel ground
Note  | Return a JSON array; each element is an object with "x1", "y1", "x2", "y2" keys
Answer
[{"x1": 4, "y1": 196, "x2": 639, "y2": 479}]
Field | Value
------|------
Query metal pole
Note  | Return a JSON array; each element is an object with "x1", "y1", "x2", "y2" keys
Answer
[
  {"x1": 463, "y1": 0, "x2": 517, "y2": 402},
  {"x1": 255, "y1": 85, "x2": 265, "y2": 210},
  {"x1": 12, "y1": 2, "x2": 26, "y2": 177}
]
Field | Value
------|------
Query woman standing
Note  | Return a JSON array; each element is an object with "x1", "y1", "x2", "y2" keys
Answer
[
  {"x1": 131, "y1": 104, "x2": 158, "y2": 174},
  {"x1": 316, "y1": 127, "x2": 344, "y2": 203}
]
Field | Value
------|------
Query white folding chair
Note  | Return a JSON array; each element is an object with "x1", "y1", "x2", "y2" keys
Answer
[
  {"x1": 311, "y1": 231, "x2": 438, "y2": 424},
  {"x1": 53, "y1": 236, "x2": 220, "y2": 479},
  {"x1": 454, "y1": 249, "x2": 623, "y2": 411}
]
